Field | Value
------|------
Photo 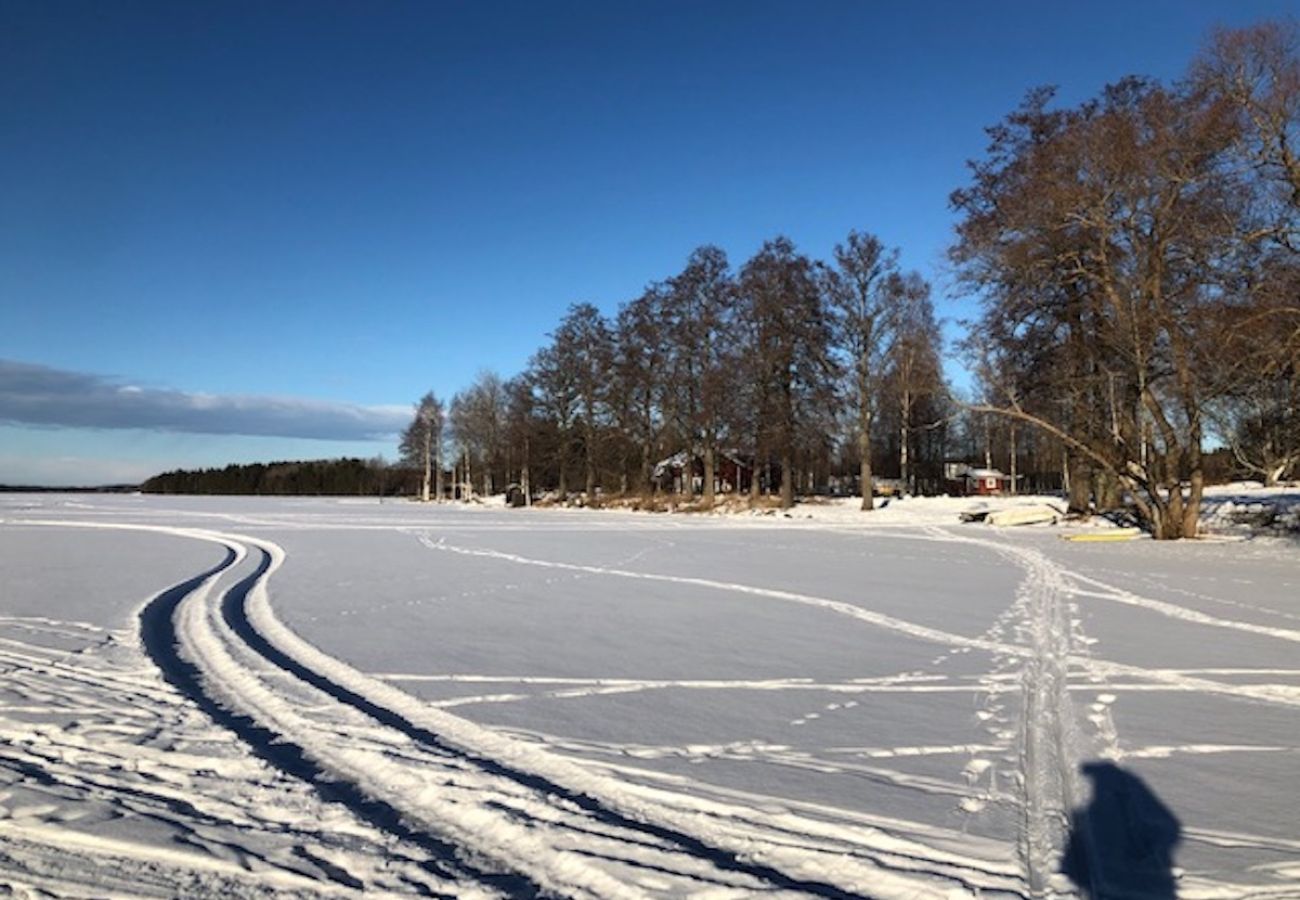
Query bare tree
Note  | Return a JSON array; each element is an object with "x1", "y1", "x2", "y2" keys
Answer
[
  {"x1": 503, "y1": 375, "x2": 537, "y2": 502},
  {"x1": 1194, "y1": 20, "x2": 1300, "y2": 242},
  {"x1": 528, "y1": 343, "x2": 578, "y2": 499},
  {"x1": 738, "y1": 237, "x2": 836, "y2": 509},
  {"x1": 663, "y1": 246, "x2": 738, "y2": 506},
  {"x1": 398, "y1": 391, "x2": 443, "y2": 502},
  {"x1": 531, "y1": 303, "x2": 612, "y2": 502},
  {"x1": 824, "y1": 231, "x2": 898, "y2": 509},
  {"x1": 611, "y1": 286, "x2": 670, "y2": 493},
  {"x1": 449, "y1": 371, "x2": 507, "y2": 496},
  {"x1": 953, "y1": 77, "x2": 1252, "y2": 538},
  {"x1": 886, "y1": 272, "x2": 945, "y2": 495}
]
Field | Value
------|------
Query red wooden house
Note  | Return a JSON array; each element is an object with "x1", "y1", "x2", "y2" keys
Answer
[
  {"x1": 944, "y1": 463, "x2": 1014, "y2": 496},
  {"x1": 653, "y1": 450, "x2": 754, "y2": 494}
]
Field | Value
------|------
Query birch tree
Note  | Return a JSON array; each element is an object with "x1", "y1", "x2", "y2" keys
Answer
[{"x1": 398, "y1": 391, "x2": 443, "y2": 502}]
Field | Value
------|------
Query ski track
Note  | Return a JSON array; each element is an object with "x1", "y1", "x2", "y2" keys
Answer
[{"x1": 2, "y1": 509, "x2": 1297, "y2": 898}]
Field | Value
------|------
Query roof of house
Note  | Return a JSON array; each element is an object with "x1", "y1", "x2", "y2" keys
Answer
[{"x1": 652, "y1": 449, "x2": 751, "y2": 478}]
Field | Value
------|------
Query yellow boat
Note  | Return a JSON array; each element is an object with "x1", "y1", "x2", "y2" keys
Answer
[{"x1": 1061, "y1": 528, "x2": 1143, "y2": 542}]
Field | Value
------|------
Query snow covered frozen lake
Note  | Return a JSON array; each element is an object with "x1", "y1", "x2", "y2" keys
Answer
[{"x1": 1, "y1": 494, "x2": 1297, "y2": 898}]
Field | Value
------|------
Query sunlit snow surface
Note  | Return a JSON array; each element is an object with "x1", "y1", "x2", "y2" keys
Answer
[{"x1": 1, "y1": 493, "x2": 1297, "y2": 898}]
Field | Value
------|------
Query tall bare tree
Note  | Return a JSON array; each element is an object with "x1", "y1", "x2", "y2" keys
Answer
[
  {"x1": 532, "y1": 303, "x2": 612, "y2": 501},
  {"x1": 823, "y1": 231, "x2": 899, "y2": 509},
  {"x1": 664, "y1": 246, "x2": 738, "y2": 505},
  {"x1": 953, "y1": 77, "x2": 1253, "y2": 538},
  {"x1": 886, "y1": 272, "x2": 945, "y2": 494},
  {"x1": 449, "y1": 371, "x2": 507, "y2": 496},
  {"x1": 612, "y1": 285, "x2": 670, "y2": 492},
  {"x1": 738, "y1": 237, "x2": 836, "y2": 509},
  {"x1": 1194, "y1": 20, "x2": 1300, "y2": 240},
  {"x1": 398, "y1": 391, "x2": 443, "y2": 502},
  {"x1": 503, "y1": 374, "x2": 537, "y2": 501}
]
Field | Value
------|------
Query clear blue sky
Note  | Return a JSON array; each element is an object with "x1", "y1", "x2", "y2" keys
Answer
[{"x1": 3, "y1": 1, "x2": 1294, "y2": 484}]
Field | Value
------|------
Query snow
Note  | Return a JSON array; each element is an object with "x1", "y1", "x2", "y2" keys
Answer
[
  {"x1": 0, "y1": 491, "x2": 1297, "y2": 897},
  {"x1": 1199, "y1": 483, "x2": 1300, "y2": 537}
]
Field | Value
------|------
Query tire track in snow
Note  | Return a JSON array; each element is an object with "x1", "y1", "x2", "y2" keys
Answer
[
  {"x1": 136, "y1": 542, "x2": 504, "y2": 897},
  {"x1": 222, "y1": 525, "x2": 1027, "y2": 898},
  {"x1": 25, "y1": 521, "x2": 912, "y2": 898},
  {"x1": 224, "y1": 544, "x2": 873, "y2": 900},
  {"x1": 14, "y1": 519, "x2": 1031, "y2": 899},
  {"x1": 153, "y1": 533, "x2": 685, "y2": 900},
  {"x1": 12, "y1": 521, "x2": 532, "y2": 897}
]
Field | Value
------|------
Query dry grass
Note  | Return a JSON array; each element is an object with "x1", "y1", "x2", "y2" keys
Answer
[{"x1": 530, "y1": 490, "x2": 804, "y2": 515}]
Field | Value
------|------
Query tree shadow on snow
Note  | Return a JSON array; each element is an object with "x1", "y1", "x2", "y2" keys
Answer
[{"x1": 1061, "y1": 761, "x2": 1181, "y2": 899}]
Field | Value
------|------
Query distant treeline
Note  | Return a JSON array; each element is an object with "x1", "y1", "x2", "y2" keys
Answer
[{"x1": 141, "y1": 458, "x2": 420, "y2": 496}]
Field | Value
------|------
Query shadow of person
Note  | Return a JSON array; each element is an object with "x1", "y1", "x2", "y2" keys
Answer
[{"x1": 1061, "y1": 762, "x2": 1181, "y2": 899}]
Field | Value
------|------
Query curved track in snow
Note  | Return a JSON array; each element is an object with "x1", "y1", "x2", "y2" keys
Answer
[
  {"x1": 136, "y1": 543, "x2": 522, "y2": 897},
  {"x1": 18, "y1": 520, "x2": 1025, "y2": 899},
  {"x1": 7, "y1": 506, "x2": 1298, "y2": 898},
  {"x1": 213, "y1": 543, "x2": 868, "y2": 900}
]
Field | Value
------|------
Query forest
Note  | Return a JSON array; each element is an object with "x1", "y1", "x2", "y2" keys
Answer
[{"x1": 141, "y1": 458, "x2": 417, "y2": 497}]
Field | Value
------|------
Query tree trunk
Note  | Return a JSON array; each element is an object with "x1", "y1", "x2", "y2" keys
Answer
[
  {"x1": 421, "y1": 430, "x2": 432, "y2": 502},
  {"x1": 640, "y1": 441, "x2": 653, "y2": 493},
  {"x1": 900, "y1": 433, "x2": 910, "y2": 494},
  {"x1": 703, "y1": 443, "x2": 716, "y2": 508},
  {"x1": 859, "y1": 423, "x2": 874, "y2": 512},
  {"x1": 779, "y1": 447, "x2": 794, "y2": 509},
  {"x1": 522, "y1": 437, "x2": 531, "y2": 507},
  {"x1": 1182, "y1": 418, "x2": 1205, "y2": 539},
  {"x1": 584, "y1": 425, "x2": 596, "y2": 503},
  {"x1": 983, "y1": 412, "x2": 993, "y2": 470},
  {"x1": 1008, "y1": 424, "x2": 1018, "y2": 495},
  {"x1": 1066, "y1": 452, "x2": 1091, "y2": 515},
  {"x1": 1094, "y1": 470, "x2": 1123, "y2": 511}
]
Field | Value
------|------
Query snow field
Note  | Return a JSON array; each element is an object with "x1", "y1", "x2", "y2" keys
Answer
[{"x1": 0, "y1": 494, "x2": 1297, "y2": 898}]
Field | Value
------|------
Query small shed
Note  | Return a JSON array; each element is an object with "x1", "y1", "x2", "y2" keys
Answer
[{"x1": 944, "y1": 463, "x2": 1013, "y2": 496}]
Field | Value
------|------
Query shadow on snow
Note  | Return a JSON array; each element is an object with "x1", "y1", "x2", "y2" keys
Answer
[{"x1": 1061, "y1": 761, "x2": 1181, "y2": 900}]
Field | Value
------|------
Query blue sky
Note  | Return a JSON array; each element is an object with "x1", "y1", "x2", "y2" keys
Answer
[{"x1": 3, "y1": 1, "x2": 1295, "y2": 484}]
